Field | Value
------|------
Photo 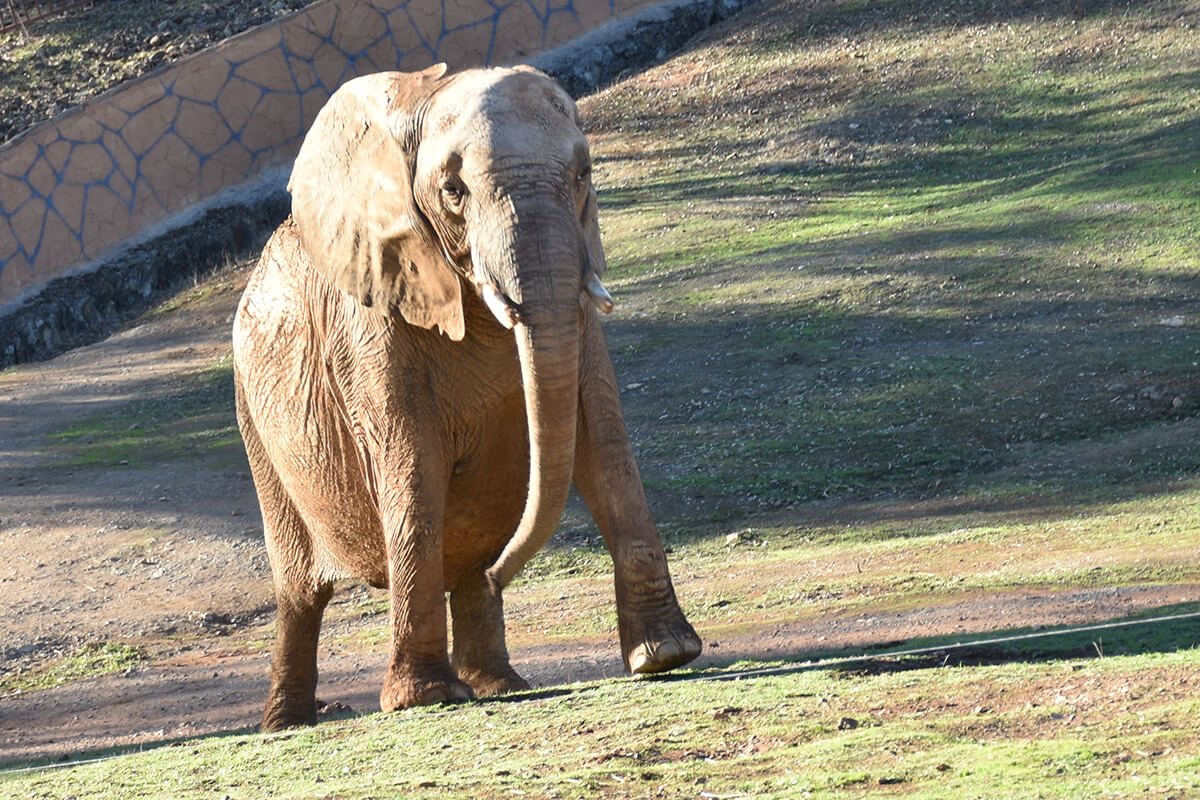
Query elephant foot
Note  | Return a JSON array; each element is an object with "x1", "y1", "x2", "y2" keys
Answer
[
  {"x1": 456, "y1": 663, "x2": 531, "y2": 698},
  {"x1": 620, "y1": 606, "x2": 702, "y2": 675},
  {"x1": 380, "y1": 662, "x2": 474, "y2": 712},
  {"x1": 261, "y1": 694, "x2": 318, "y2": 732},
  {"x1": 449, "y1": 567, "x2": 526, "y2": 697}
]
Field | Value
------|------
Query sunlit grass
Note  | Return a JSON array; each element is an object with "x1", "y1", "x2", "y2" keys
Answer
[{"x1": 5, "y1": 648, "x2": 1199, "y2": 798}]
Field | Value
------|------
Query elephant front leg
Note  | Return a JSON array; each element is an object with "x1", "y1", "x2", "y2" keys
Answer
[
  {"x1": 574, "y1": 309, "x2": 702, "y2": 674},
  {"x1": 378, "y1": 452, "x2": 474, "y2": 711}
]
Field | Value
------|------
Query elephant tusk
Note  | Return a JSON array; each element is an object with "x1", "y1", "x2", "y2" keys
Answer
[
  {"x1": 584, "y1": 274, "x2": 614, "y2": 314},
  {"x1": 481, "y1": 283, "x2": 521, "y2": 329}
]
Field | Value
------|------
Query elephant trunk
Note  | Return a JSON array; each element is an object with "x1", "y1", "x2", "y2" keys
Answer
[{"x1": 481, "y1": 205, "x2": 581, "y2": 590}]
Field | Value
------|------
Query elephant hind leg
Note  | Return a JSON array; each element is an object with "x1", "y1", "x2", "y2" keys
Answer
[
  {"x1": 449, "y1": 569, "x2": 530, "y2": 697},
  {"x1": 239, "y1": 395, "x2": 333, "y2": 731},
  {"x1": 262, "y1": 582, "x2": 333, "y2": 731}
]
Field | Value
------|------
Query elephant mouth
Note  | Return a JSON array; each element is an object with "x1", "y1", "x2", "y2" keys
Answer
[{"x1": 472, "y1": 270, "x2": 613, "y2": 331}]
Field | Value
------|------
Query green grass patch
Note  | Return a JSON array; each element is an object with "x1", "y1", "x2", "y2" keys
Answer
[
  {"x1": 137, "y1": 276, "x2": 238, "y2": 323},
  {"x1": 44, "y1": 354, "x2": 244, "y2": 470},
  {"x1": 1, "y1": 643, "x2": 147, "y2": 697}
]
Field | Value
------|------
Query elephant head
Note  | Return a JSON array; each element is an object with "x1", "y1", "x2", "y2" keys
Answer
[{"x1": 287, "y1": 64, "x2": 613, "y2": 589}]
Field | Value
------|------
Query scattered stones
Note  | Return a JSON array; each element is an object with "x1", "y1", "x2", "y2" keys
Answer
[
  {"x1": 195, "y1": 611, "x2": 234, "y2": 632},
  {"x1": 316, "y1": 699, "x2": 355, "y2": 719}
]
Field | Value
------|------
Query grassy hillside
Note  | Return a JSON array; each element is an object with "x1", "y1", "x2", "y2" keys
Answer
[{"x1": 581, "y1": 0, "x2": 1200, "y2": 526}]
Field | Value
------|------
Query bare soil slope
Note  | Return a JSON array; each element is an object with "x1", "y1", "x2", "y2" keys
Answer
[{"x1": 1, "y1": 260, "x2": 1193, "y2": 764}]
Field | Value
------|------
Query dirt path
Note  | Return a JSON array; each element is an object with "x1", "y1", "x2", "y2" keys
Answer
[
  {"x1": 0, "y1": 265, "x2": 269, "y2": 661},
  {"x1": 1, "y1": 262, "x2": 1196, "y2": 766}
]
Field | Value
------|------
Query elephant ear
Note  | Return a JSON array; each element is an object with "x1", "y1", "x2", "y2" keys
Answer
[
  {"x1": 570, "y1": 97, "x2": 608, "y2": 282},
  {"x1": 580, "y1": 179, "x2": 608, "y2": 280},
  {"x1": 288, "y1": 64, "x2": 466, "y2": 341}
]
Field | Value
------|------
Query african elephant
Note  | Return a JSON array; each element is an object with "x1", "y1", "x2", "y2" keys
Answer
[{"x1": 232, "y1": 64, "x2": 701, "y2": 731}]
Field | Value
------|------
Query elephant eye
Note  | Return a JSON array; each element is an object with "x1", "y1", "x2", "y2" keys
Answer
[
  {"x1": 441, "y1": 178, "x2": 467, "y2": 210},
  {"x1": 575, "y1": 166, "x2": 592, "y2": 216}
]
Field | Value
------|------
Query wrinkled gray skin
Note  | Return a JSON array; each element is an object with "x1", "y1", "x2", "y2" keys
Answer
[{"x1": 232, "y1": 65, "x2": 701, "y2": 732}]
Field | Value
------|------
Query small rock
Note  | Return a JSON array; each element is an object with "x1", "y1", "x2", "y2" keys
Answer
[
  {"x1": 725, "y1": 529, "x2": 755, "y2": 544},
  {"x1": 1159, "y1": 315, "x2": 1185, "y2": 327},
  {"x1": 838, "y1": 717, "x2": 859, "y2": 730},
  {"x1": 316, "y1": 699, "x2": 354, "y2": 717}
]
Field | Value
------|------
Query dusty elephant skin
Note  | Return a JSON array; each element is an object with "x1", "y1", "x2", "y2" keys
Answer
[{"x1": 232, "y1": 64, "x2": 701, "y2": 731}]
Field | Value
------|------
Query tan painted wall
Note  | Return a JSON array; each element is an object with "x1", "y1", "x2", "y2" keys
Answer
[{"x1": 0, "y1": 0, "x2": 659, "y2": 311}]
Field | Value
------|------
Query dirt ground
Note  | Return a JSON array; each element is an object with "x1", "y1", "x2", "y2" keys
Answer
[{"x1": 0, "y1": 261, "x2": 1194, "y2": 765}]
